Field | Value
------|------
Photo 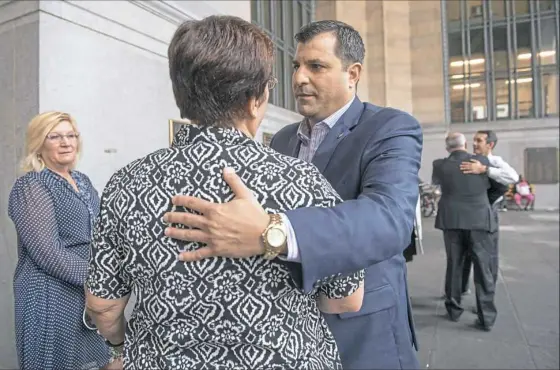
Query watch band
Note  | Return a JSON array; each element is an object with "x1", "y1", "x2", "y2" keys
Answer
[
  {"x1": 262, "y1": 214, "x2": 285, "y2": 260},
  {"x1": 106, "y1": 339, "x2": 125, "y2": 348}
]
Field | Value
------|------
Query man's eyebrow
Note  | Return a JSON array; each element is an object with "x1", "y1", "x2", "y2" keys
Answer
[{"x1": 292, "y1": 59, "x2": 326, "y2": 65}]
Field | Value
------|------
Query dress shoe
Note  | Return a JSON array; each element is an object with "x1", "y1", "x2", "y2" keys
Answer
[{"x1": 472, "y1": 318, "x2": 492, "y2": 332}]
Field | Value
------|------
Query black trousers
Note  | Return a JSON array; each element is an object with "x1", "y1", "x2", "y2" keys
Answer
[
  {"x1": 462, "y1": 206, "x2": 500, "y2": 292},
  {"x1": 443, "y1": 229, "x2": 498, "y2": 328},
  {"x1": 404, "y1": 230, "x2": 417, "y2": 263}
]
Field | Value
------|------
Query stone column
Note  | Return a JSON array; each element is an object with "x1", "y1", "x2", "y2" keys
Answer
[
  {"x1": 315, "y1": 0, "x2": 370, "y2": 101},
  {"x1": 0, "y1": 2, "x2": 40, "y2": 366},
  {"x1": 363, "y1": 0, "x2": 414, "y2": 113},
  {"x1": 410, "y1": 0, "x2": 445, "y2": 126}
]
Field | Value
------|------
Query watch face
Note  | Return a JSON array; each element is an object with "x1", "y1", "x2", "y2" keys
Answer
[{"x1": 267, "y1": 227, "x2": 286, "y2": 248}]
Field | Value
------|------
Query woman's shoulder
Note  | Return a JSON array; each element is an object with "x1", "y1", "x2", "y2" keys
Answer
[
  {"x1": 10, "y1": 171, "x2": 50, "y2": 202},
  {"x1": 12, "y1": 170, "x2": 45, "y2": 188},
  {"x1": 102, "y1": 146, "x2": 178, "y2": 193},
  {"x1": 254, "y1": 142, "x2": 322, "y2": 175},
  {"x1": 248, "y1": 142, "x2": 342, "y2": 203}
]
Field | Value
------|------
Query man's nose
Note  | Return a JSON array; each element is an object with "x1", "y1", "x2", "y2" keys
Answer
[{"x1": 293, "y1": 67, "x2": 309, "y2": 87}]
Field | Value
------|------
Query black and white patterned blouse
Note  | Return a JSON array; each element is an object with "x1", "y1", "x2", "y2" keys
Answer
[{"x1": 86, "y1": 124, "x2": 364, "y2": 370}]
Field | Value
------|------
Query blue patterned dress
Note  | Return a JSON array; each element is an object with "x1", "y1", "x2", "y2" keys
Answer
[{"x1": 8, "y1": 169, "x2": 110, "y2": 369}]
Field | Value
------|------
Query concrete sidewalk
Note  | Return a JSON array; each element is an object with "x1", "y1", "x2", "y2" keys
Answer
[
  {"x1": 0, "y1": 211, "x2": 556, "y2": 369},
  {"x1": 408, "y1": 211, "x2": 559, "y2": 369}
]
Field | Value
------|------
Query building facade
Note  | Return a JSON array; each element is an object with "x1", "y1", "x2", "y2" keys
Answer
[
  {"x1": 314, "y1": 0, "x2": 559, "y2": 209},
  {"x1": 0, "y1": 0, "x2": 558, "y2": 366}
]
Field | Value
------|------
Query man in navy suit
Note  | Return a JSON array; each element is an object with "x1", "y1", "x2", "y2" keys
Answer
[{"x1": 164, "y1": 20, "x2": 422, "y2": 369}]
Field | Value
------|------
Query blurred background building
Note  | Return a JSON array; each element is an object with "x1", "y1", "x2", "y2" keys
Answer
[
  {"x1": 0, "y1": 0, "x2": 558, "y2": 366},
  {"x1": 312, "y1": 0, "x2": 559, "y2": 208}
]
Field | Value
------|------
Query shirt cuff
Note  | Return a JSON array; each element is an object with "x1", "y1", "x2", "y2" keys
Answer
[
  {"x1": 487, "y1": 166, "x2": 496, "y2": 179},
  {"x1": 280, "y1": 213, "x2": 301, "y2": 262}
]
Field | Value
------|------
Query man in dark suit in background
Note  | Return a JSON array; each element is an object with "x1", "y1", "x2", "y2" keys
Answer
[{"x1": 432, "y1": 133, "x2": 498, "y2": 331}]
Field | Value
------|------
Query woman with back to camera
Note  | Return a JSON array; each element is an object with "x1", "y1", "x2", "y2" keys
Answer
[
  {"x1": 8, "y1": 112, "x2": 114, "y2": 369},
  {"x1": 85, "y1": 15, "x2": 364, "y2": 369}
]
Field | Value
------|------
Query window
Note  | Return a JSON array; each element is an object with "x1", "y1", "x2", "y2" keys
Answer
[
  {"x1": 490, "y1": 0, "x2": 506, "y2": 19},
  {"x1": 467, "y1": 0, "x2": 484, "y2": 23},
  {"x1": 252, "y1": 0, "x2": 314, "y2": 111},
  {"x1": 538, "y1": 17, "x2": 557, "y2": 67},
  {"x1": 447, "y1": 0, "x2": 461, "y2": 22},
  {"x1": 513, "y1": 0, "x2": 530, "y2": 16},
  {"x1": 443, "y1": 0, "x2": 559, "y2": 123},
  {"x1": 541, "y1": 72, "x2": 559, "y2": 116},
  {"x1": 538, "y1": 0, "x2": 557, "y2": 13},
  {"x1": 494, "y1": 78, "x2": 511, "y2": 118},
  {"x1": 492, "y1": 25, "x2": 509, "y2": 72}
]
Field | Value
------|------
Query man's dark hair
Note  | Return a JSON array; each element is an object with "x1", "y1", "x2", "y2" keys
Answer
[
  {"x1": 294, "y1": 20, "x2": 365, "y2": 67},
  {"x1": 168, "y1": 16, "x2": 273, "y2": 126},
  {"x1": 477, "y1": 130, "x2": 498, "y2": 149}
]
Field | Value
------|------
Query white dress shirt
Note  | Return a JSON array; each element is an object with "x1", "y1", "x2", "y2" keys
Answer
[
  {"x1": 487, "y1": 153, "x2": 519, "y2": 205},
  {"x1": 487, "y1": 153, "x2": 519, "y2": 185}
]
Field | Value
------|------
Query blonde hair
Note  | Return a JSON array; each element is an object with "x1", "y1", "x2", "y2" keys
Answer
[{"x1": 20, "y1": 111, "x2": 82, "y2": 173}]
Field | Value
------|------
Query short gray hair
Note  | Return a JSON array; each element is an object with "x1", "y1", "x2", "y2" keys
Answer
[{"x1": 445, "y1": 133, "x2": 466, "y2": 151}]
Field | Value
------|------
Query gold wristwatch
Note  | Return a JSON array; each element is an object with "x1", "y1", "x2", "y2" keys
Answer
[{"x1": 261, "y1": 214, "x2": 287, "y2": 260}]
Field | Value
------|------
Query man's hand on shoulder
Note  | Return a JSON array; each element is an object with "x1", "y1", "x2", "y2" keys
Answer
[
  {"x1": 163, "y1": 168, "x2": 269, "y2": 261},
  {"x1": 460, "y1": 156, "x2": 489, "y2": 175}
]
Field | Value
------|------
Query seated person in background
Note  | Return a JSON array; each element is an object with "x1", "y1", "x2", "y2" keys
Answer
[
  {"x1": 514, "y1": 174, "x2": 535, "y2": 210},
  {"x1": 500, "y1": 184, "x2": 514, "y2": 210}
]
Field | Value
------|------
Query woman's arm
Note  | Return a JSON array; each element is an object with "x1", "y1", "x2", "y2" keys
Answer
[
  {"x1": 86, "y1": 289, "x2": 130, "y2": 345},
  {"x1": 86, "y1": 168, "x2": 133, "y2": 343},
  {"x1": 8, "y1": 175, "x2": 89, "y2": 286},
  {"x1": 316, "y1": 268, "x2": 365, "y2": 314},
  {"x1": 85, "y1": 291, "x2": 130, "y2": 345}
]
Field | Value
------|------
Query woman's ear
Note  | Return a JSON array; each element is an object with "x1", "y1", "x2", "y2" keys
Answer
[{"x1": 247, "y1": 96, "x2": 259, "y2": 119}]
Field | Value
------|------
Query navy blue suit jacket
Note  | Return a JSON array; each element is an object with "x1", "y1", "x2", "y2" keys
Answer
[{"x1": 270, "y1": 98, "x2": 422, "y2": 369}]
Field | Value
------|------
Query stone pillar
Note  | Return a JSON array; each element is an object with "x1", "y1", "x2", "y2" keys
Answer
[
  {"x1": 315, "y1": 0, "x2": 336, "y2": 20},
  {"x1": 316, "y1": 0, "x2": 445, "y2": 121},
  {"x1": 334, "y1": 1, "x2": 370, "y2": 101},
  {"x1": 0, "y1": 2, "x2": 40, "y2": 366},
  {"x1": 410, "y1": 0, "x2": 445, "y2": 125},
  {"x1": 364, "y1": 0, "x2": 386, "y2": 107},
  {"x1": 364, "y1": 0, "x2": 414, "y2": 113},
  {"x1": 315, "y1": 0, "x2": 370, "y2": 101}
]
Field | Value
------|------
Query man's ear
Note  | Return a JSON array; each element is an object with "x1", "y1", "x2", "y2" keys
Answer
[{"x1": 347, "y1": 63, "x2": 362, "y2": 88}]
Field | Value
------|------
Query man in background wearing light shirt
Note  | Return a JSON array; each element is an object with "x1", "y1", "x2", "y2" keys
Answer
[{"x1": 459, "y1": 130, "x2": 518, "y2": 297}]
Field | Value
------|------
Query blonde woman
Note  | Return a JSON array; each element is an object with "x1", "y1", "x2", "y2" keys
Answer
[{"x1": 8, "y1": 112, "x2": 113, "y2": 369}]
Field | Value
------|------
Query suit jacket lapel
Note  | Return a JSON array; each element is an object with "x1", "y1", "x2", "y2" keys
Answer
[{"x1": 312, "y1": 98, "x2": 365, "y2": 173}]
